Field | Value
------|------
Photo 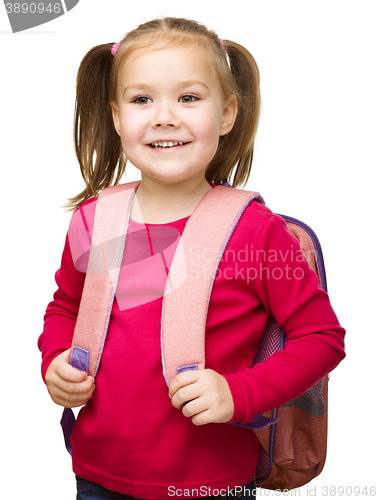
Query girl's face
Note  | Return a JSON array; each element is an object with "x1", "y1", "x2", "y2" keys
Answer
[{"x1": 111, "y1": 46, "x2": 237, "y2": 188}]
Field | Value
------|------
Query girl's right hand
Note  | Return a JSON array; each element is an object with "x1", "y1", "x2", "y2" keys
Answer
[{"x1": 45, "y1": 349, "x2": 96, "y2": 408}]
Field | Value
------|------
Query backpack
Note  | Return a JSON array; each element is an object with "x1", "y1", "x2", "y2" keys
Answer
[{"x1": 61, "y1": 181, "x2": 329, "y2": 491}]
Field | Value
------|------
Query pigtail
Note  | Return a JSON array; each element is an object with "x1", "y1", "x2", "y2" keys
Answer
[
  {"x1": 66, "y1": 43, "x2": 126, "y2": 211},
  {"x1": 207, "y1": 40, "x2": 261, "y2": 188}
]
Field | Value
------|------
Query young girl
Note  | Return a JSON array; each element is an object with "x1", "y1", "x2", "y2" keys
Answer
[{"x1": 38, "y1": 17, "x2": 345, "y2": 500}]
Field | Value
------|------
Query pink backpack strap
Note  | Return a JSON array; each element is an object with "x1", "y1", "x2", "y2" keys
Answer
[
  {"x1": 62, "y1": 181, "x2": 140, "y2": 454},
  {"x1": 161, "y1": 185, "x2": 264, "y2": 385},
  {"x1": 160, "y1": 185, "x2": 278, "y2": 430},
  {"x1": 70, "y1": 181, "x2": 141, "y2": 377}
]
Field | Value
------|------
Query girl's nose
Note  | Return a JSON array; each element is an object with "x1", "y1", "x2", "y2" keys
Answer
[{"x1": 152, "y1": 102, "x2": 179, "y2": 128}]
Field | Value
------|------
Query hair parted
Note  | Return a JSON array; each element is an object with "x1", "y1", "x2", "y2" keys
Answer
[{"x1": 67, "y1": 17, "x2": 261, "y2": 211}]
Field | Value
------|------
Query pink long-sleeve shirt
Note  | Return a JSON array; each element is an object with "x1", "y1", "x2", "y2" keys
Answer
[{"x1": 38, "y1": 187, "x2": 345, "y2": 499}]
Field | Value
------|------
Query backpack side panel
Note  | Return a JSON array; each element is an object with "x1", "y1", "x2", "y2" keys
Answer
[{"x1": 253, "y1": 215, "x2": 329, "y2": 490}]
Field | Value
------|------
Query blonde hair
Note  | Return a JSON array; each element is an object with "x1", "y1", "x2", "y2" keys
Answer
[{"x1": 68, "y1": 17, "x2": 261, "y2": 210}]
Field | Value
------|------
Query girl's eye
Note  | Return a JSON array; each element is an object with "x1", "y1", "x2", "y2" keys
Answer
[
  {"x1": 133, "y1": 96, "x2": 152, "y2": 104},
  {"x1": 180, "y1": 95, "x2": 198, "y2": 103}
]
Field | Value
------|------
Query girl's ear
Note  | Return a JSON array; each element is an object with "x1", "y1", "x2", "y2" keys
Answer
[
  {"x1": 219, "y1": 95, "x2": 238, "y2": 136},
  {"x1": 111, "y1": 101, "x2": 121, "y2": 136}
]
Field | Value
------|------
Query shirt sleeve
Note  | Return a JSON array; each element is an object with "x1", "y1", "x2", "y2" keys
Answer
[
  {"x1": 224, "y1": 214, "x2": 346, "y2": 424},
  {"x1": 37, "y1": 210, "x2": 90, "y2": 382}
]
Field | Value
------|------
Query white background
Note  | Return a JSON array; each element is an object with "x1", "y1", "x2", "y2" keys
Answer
[{"x1": 1, "y1": 1, "x2": 377, "y2": 498}]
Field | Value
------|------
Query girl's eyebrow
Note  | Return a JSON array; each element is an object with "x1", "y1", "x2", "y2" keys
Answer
[
  {"x1": 123, "y1": 83, "x2": 154, "y2": 97},
  {"x1": 124, "y1": 83, "x2": 153, "y2": 92},
  {"x1": 177, "y1": 80, "x2": 210, "y2": 91},
  {"x1": 123, "y1": 80, "x2": 209, "y2": 97}
]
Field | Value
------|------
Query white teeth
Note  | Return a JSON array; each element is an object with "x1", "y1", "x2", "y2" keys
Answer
[{"x1": 150, "y1": 141, "x2": 185, "y2": 148}]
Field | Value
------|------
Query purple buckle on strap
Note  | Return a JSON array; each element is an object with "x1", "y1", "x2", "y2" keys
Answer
[
  {"x1": 177, "y1": 364, "x2": 198, "y2": 375},
  {"x1": 70, "y1": 346, "x2": 90, "y2": 374},
  {"x1": 232, "y1": 414, "x2": 279, "y2": 430},
  {"x1": 61, "y1": 346, "x2": 90, "y2": 455}
]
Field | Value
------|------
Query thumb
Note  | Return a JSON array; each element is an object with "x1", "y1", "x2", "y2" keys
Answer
[{"x1": 59, "y1": 348, "x2": 89, "y2": 382}]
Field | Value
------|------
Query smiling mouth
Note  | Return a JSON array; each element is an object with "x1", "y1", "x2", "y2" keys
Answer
[{"x1": 149, "y1": 141, "x2": 189, "y2": 149}]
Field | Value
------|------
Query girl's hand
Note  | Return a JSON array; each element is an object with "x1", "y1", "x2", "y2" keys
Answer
[
  {"x1": 169, "y1": 369, "x2": 234, "y2": 425},
  {"x1": 45, "y1": 349, "x2": 96, "y2": 408}
]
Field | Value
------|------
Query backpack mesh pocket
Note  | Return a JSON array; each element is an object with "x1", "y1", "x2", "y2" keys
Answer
[
  {"x1": 253, "y1": 315, "x2": 282, "y2": 366},
  {"x1": 304, "y1": 379, "x2": 325, "y2": 404}
]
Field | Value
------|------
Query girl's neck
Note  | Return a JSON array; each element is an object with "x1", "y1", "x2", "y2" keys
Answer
[{"x1": 131, "y1": 177, "x2": 213, "y2": 224}]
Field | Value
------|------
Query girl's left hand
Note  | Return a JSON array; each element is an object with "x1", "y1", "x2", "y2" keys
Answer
[{"x1": 169, "y1": 369, "x2": 234, "y2": 425}]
